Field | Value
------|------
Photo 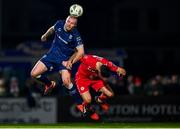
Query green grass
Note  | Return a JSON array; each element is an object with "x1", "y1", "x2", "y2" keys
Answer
[{"x1": 0, "y1": 123, "x2": 180, "y2": 128}]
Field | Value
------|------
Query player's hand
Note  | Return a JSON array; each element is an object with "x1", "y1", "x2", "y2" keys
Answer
[
  {"x1": 62, "y1": 61, "x2": 72, "y2": 70},
  {"x1": 116, "y1": 67, "x2": 126, "y2": 77},
  {"x1": 66, "y1": 61, "x2": 72, "y2": 70},
  {"x1": 41, "y1": 34, "x2": 47, "y2": 42}
]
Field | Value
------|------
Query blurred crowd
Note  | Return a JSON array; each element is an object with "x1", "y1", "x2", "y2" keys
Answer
[
  {"x1": 0, "y1": 67, "x2": 39, "y2": 97},
  {"x1": 0, "y1": 65, "x2": 180, "y2": 98},
  {"x1": 109, "y1": 74, "x2": 180, "y2": 96}
]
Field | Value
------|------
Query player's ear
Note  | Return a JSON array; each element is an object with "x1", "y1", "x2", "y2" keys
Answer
[{"x1": 75, "y1": 19, "x2": 78, "y2": 26}]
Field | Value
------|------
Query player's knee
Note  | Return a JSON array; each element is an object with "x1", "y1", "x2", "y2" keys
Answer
[
  {"x1": 63, "y1": 79, "x2": 71, "y2": 88},
  {"x1": 86, "y1": 99, "x2": 92, "y2": 104},
  {"x1": 84, "y1": 98, "x2": 92, "y2": 104},
  {"x1": 63, "y1": 81, "x2": 69, "y2": 87},
  {"x1": 30, "y1": 71, "x2": 37, "y2": 78},
  {"x1": 108, "y1": 92, "x2": 114, "y2": 98}
]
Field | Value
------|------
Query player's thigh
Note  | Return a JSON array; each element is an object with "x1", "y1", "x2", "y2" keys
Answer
[
  {"x1": 99, "y1": 86, "x2": 114, "y2": 98},
  {"x1": 81, "y1": 91, "x2": 92, "y2": 103},
  {"x1": 60, "y1": 70, "x2": 71, "y2": 85},
  {"x1": 105, "y1": 83, "x2": 114, "y2": 95},
  {"x1": 31, "y1": 61, "x2": 48, "y2": 77}
]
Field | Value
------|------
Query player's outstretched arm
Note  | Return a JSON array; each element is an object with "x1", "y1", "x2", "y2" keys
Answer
[
  {"x1": 41, "y1": 26, "x2": 55, "y2": 42},
  {"x1": 97, "y1": 56, "x2": 126, "y2": 77},
  {"x1": 116, "y1": 67, "x2": 126, "y2": 77}
]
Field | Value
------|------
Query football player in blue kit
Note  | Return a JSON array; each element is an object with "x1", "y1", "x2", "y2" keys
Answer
[{"x1": 31, "y1": 15, "x2": 84, "y2": 104}]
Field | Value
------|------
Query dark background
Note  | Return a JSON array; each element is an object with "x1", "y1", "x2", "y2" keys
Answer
[
  {"x1": 2, "y1": 0, "x2": 180, "y2": 48},
  {"x1": 2, "y1": 0, "x2": 180, "y2": 75}
]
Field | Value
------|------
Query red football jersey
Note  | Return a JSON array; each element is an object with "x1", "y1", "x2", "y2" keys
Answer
[{"x1": 76, "y1": 55, "x2": 118, "y2": 78}]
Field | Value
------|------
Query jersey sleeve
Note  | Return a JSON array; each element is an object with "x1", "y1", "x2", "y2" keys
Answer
[
  {"x1": 54, "y1": 20, "x2": 62, "y2": 31},
  {"x1": 94, "y1": 55, "x2": 118, "y2": 72},
  {"x1": 73, "y1": 29, "x2": 83, "y2": 48}
]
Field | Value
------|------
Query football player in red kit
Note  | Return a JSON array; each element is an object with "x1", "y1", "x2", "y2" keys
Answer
[{"x1": 75, "y1": 55, "x2": 126, "y2": 120}]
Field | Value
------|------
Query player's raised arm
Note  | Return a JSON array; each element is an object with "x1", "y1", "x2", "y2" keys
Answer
[{"x1": 41, "y1": 26, "x2": 55, "y2": 42}]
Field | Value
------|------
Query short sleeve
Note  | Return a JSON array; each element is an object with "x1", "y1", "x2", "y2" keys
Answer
[
  {"x1": 54, "y1": 20, "x2": 62, "y2": 31},
  {"x1": 73, "y1": 29, "x2": 83, "y2": 47}
]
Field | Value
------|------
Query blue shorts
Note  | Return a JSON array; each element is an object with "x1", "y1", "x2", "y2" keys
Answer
[{"x1": 40, "y1": 55, "x2": 67, "y2": 72}]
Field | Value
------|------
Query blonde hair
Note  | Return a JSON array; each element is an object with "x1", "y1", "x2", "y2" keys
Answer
[{"x1": 66, "y1": 15, "x2": 78, "y2": 25}]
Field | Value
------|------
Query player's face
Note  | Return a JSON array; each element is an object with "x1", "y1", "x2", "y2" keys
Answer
[{"x1": 65, "y1": 16, "x2": 77, "y2": 31}]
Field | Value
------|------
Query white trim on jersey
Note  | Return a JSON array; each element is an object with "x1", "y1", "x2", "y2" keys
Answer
[{"x1": 76, "y1": 44, "x2": 84, "y2": 48}]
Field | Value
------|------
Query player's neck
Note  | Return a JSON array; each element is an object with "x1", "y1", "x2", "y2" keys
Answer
[{"x1": 63, "y1": 25, "x2": 68, "y2": 32}]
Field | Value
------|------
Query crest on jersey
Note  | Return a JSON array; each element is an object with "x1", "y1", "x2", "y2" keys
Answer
[
  {"x1": 69, "y1": 34, "x2": 73, "y2": 39},
  {"x1": 80, "y1": 87, "x2": 84, "y2": 91},
  {"x1": 58, "y1": 28, "x2": 62, "y2": 32},
  {"x1": 49, "y1": 66, "x2": 54, "y2": 71}
]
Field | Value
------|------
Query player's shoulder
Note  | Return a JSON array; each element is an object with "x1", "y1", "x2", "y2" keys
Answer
[
  {"x1": 83, "y1": 54, "x2": 95, "y2": 60},
  {"x1": 81, "y1": 54, "x2": 93, "y2": 62},
  {"x1": 54, "y1": 20, "x2": 65, "y2": 26},
  {"x1": 59, "y1": 19, "x2": 65, "y2": 24},
  {"x1": 91, "y1": 55, "x2": 104, "y2": 61},
  {"x1": 72, "y1": 28, "x2": 80, "y2": 35}
]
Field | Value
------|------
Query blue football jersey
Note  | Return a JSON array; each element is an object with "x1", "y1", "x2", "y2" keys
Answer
[{"x1": 46, "y1": 20, "x2": 83, "y2": 63}]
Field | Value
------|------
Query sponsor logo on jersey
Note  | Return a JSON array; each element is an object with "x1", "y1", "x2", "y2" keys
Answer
[{"x1": 57, "y1": 35, "x2": 68, "y2": 44}]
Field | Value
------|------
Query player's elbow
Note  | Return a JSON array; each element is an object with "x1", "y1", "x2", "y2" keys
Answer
[{"x1": 49, "y1": 26, "x2": 55, "y2": 33}]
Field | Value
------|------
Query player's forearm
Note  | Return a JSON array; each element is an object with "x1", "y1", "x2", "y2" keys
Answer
[
  {"x1": 43, "y1": 26, "x2": 55, "y2": 38},
  {"x1": 71, "y1": 52, "x2": 84, "y2": 64},
  {"x1": 70, "y1": 47, "x2": 84, "y2": 64},
  {"x1": 69, "y1": 52, "x2": 78, "y2": 63}
]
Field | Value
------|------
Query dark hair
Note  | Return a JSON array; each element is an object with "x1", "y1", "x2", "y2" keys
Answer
[{"x1": 100, "y1": 65, "x2": 111, "y2": 78}]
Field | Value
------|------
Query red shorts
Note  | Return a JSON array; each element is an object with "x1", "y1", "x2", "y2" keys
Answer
[{"x1": 75, "y1": 76, "x2": 105, "y2": 94}]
